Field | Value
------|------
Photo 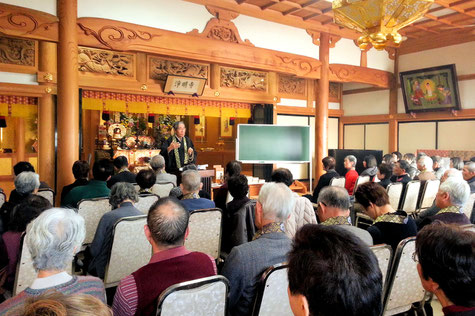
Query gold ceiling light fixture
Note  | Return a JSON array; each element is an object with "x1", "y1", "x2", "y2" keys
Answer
[{"x1": 332, "y1": 0, "x2": 434, "y2": 50}]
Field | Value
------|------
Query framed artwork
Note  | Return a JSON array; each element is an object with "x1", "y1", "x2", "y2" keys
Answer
[
  {"x1": 194, "y1": 116, "x2": 206, "y2": 141},
  {"x1": 220, "y1": 117, "x2": 233, "y2": 138},
  {"x1": 163, "y1": 75, "x2": 207, "y2": 95},
  {"x1": 400, "y1": 64, "x2": 461, "y2": 113}
]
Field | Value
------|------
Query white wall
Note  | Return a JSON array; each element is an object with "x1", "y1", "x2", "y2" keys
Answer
[
  {"x1": 1, "y1": 0, "x2": 56, "y2": 15},
  {"x1": 342, "y1": 90, "x2": 390, "y2": 116}
]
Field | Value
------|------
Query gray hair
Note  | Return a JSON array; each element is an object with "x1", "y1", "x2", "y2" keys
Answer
[
  {"x1": 345, "y1": 155, "x2": 357, "y2": 165},
  {"x1": 147, "y1": 197, "x2": 189, "y2": 246},
  {"x1": 465, "y1": 162, "x2": 475, "y2": 173},
  {"x1": 173, "y1": 121, "x2": 185, "y2": 130},
  {"x1": 15, "y1": 171, "x2": 40, "y2": 195},
  {"x1": 317, "y1": 186, "x2": 350, "y2": 211},
  {"x1": 150, "y1": 155, "x2": 165, "y2": 171},
  {"x1": 25, "y1": 208, "x2": 85, "y2": 271},
  {"x1": 181, "y1": 170, "x2": 201, "y2": 192},
  {"x1": 258, "y1": 182, "x2": 295, "y2": 221},
  {"x1": 439, "y1": 177, "x2": 470, "y2": 207},
  {"x1": 109, "y1": 182, "x2": 139, "y2": 209},
  {"x1": 445, "y1": 168, "x2": 463, "y2": 180},
  {"x1": 418, "y1": 156, "x2": 433, "y2": 171}
]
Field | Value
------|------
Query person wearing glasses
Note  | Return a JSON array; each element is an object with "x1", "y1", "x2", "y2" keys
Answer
[{"x1": 161, "y1": 121, "x2": 196, "y2": 174}]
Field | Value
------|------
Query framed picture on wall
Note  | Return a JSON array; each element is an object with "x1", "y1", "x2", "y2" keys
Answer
[
  {"x1": 400, "y1": 64, "x2": 461, "y2": 113},
  {"x1": 194, "y1": 116, "x2": 206, "y2": 141},
  {"x1": 220, "y1": 118, "x2": 233, "y2": 138}
]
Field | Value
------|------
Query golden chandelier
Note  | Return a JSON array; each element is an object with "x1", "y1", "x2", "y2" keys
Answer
[{"x1": 332, "y1": 0, "x2": 434, "y2": 50}]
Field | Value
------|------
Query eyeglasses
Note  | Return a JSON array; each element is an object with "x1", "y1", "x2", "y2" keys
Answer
[{"x1": 412, "y1": 252, "x2": 419, "y2": 263}]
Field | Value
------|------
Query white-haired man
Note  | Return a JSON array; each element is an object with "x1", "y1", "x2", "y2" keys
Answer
[
  {"x1": 462, "y1": 162, "x2": 475, "y2": 194},
  {"x1": 415, "y1": 155, "x2": 436, "y2": 181},
  {"x1": 150, "y1": 154, "x2": 177, "y2": 186},
  {"x1": 222, "y1": 182, "x2": 295, "y2": 316},
  {"x1": 179, "y1": 169, "x2": 215, "y2": 212},
  {"x1": 419, "y1": 177, "x2": 471, "y2": 229}
]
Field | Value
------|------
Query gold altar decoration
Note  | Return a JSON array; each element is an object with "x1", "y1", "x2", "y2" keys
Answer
[{"x1": 332, "y1": 0, "x2": 434, "y2": 50}]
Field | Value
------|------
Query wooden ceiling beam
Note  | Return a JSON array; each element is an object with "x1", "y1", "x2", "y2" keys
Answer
[
  {"x1": 261, "y1": 1, "x2": 280, "y2": 11},
  {"x1": 448, "y1": 0, "x2": 473, "y2": 7},
  {"x1": 434, "y1": 0, "x2": 475, "y2": 17}
]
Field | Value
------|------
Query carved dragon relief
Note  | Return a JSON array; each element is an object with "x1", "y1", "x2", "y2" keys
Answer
[
  {"x1": 78, "y1": 47, "x2": 133, "y2": 76},
  {"x1": 220, "y1": 67, "x2": 267, "y2": 91},
  {"x1": 149, "y1": 57, "x2": 208, "y2": 81},
  {"x1": 0, "y1": 36, "x2": 35, "y2": 66},
  {"x1": 187, "y1": 6, "x2": 253, "y2": 46},
  {"x1": 278, "y1": 75, "x2": 306, "y2": 95}
]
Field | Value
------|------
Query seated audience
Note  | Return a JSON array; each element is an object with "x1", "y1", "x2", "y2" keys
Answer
[
  {"x1": 432, "y1": 155, "x2": 446, "y2": 180},
  {"x1": 112, "y1": 197, "x2": 216, "y2": 315},
  {"x1": 136, "y1": 169, "x2": 156, "y2": 194},
  {"x1": 316, "y1": 186, "x2": 372, "y2": 245},
  {"x1": 179, "y1": 170, "x2": 215, "y2": 212},
  {"x1": 107, "y1": 156, "x2": 136, "y2": 188},
  {"x1": 62, "y1": 159, "x2": 114, "y2": 208},
  {"x1": 354, "y1": 182, "x2": 417, "y2": 250},
  {"x1": 463, "y1": 162, "x2": 475, "y2": 193},
  {"x1": 168, "y1": 164, "x2": 211, "y2": 200},
  {"x1": 287, "y1": 225, "x2": 382, "y2": 316},
  {"x1": 416, "y1": 223, "x2": 474, "y2": 316},
  {"x1": 0, "y1": 208, "x2": 105, "y2": 313},
  {"x1": 415, "y1": 155, "x2": 436, "y2": 181},
  {"x1": 311, "y1": 156, "x2": 339, "y2": 202},
  {"x1": 390, "y1": 160, "x2": 412, "y2": 193},
  {"x1": 418, "y1": 177, "x2": 471, "y2": 229},
  {"x1": 361, "y1": 155, "x2": 378, "y2": 181},
  {"x1": 1, "y1": 172, "x2": 40, "y2": 232},
  {"x1": 415, "y1": 168, "x2": 462, "y2": 226},
  {"x1": 222, "y1": 182, "x2": 294, "y2": 316},
  {"x1": 9, "y1": 162, "x2": 50, "y2": 204},
  {"x1": 14, "y1": 292, "x2": 112, "y2": 316},
  {"x1": 0, "y1": 196, "x2": 51, "y2": 293},
  {"x1": 60, "y1": 160, "x2": 89, "y2": 205},
  {"x1": 271, "y1": 168, "x2": 316, "y2": 238},
  {"x1": 377, "y1": 163, "x2": 393, "y2": 189},
  {"x1": 382, "y1": 154, "x2": 396, "y2": 165},
  {"x1": 450, "y1": 157, "x2": 464, "y2": 171},
  {"x1": 214, "y1": 160, "x2": 242, "y2": 212},
  {"x1": 403, "y1": 153, "x2": 418, "y2": 179},
  {"x1": 344, "y1": 155, "x2": 358, "y2": 195},
  {"x1": 222, "y1": 174, "x2": 252, "y2": 253},
  {"x1": 150, "y1": 154, "x2": 176, "y2": 186},
  {"x1": 391, "y1": 151, "x2": 402, "y2": 162},
  {"x1": 87, "y1": 183, "x2": 142, "y2": 279}
]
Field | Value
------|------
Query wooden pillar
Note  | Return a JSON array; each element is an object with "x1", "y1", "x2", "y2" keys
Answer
[
  {"x1": 15, "y1": 118, "x2": 25, "y2": 162},
  {"x1": 38, "y1": 41, "x2": 56, "y2": 188},
  {"x1": 388, "y1": 50, "x2": 399, "y2": 153},
  {"x1": 315, "y1": 33, "x2": 330, "y2": 182},
  {"x1": 57, "y1": 0, "x2": 79, "y2": 194}
]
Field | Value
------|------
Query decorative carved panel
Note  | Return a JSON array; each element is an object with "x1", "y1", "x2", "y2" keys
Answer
[
  {"x1": 220, "y1": 67, "x2": 267, "y2": 91},
  {"x1": 78, "y1": 47, "x2": 133, "y2": 76},
  {"x1": 329, "y1": 64, "x2": 394, "y2": 88},
  {"x1": 278, "y1": 75, "x2": 305, "y2": 95},
  {"x1": 149, "y1": 57, "x2": 208, "y2": 81},
  {"x1": 329, "y1": 82, "x2": 341, "y2": 101},
  {"x1": 0, "y1": 36, "x2": 35, "y2": 66}
]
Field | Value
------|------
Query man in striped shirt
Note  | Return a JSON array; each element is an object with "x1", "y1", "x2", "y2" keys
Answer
[{"x1": 112, "y1": 197, "x2": 216, "y2": 316}]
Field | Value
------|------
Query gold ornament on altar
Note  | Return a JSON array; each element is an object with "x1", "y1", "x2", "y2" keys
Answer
[
  {"x1": 108, "y1": 123, "x2": 127, "y2": 139},
  {"x1": 332, "y1": 0, "x2": 433, "y2": 50}
]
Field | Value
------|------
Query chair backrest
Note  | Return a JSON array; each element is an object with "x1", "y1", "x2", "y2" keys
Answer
[
  {"x1": 184, "y1": 208, "x2": 222, "y2": 259},
  {"x1": 387, "y1": 183, "x2": 403, "y2": 211},
  {"x1": 354, "y1": 176, "x2": 370, "y2": 190},
  {"x1": 77, "y1": 197, "x2": 112, "y2": 244},
  {"x1": 418, "y1": 179, "x2": 440, "y2": 209},
  {"x1": 252, "y1": 264, "x2": 292, "y2": 316},
  {"x1": 157, "y1": 275, "x2": 229, "y2": 316},
  {"x1": 104, "y1": 215, "x2": 151, "y2": 288},
  {"x1": 0, "y1": 190, "x2": 6, "y2": 209},
  {"x1": 400, "y1": 181, "x2": 421, "y2": 214},
  {"x1": 330, "y1": 177, "x2": 345, "y2": 188},
  {"x1": 152, "y1": 182, "x2": 174, "y2": 198},
  {"x1": 36, "y1": 188, "x2": 55, "y2": 205},
  {"x1": 461, "y1": 193, "x2": 475, "y2": 219},
  {"x1": 370, "y1": 244, "x2": 393, "y2": 290},
  {"x1": 382, "y1": 237, "x2": 426, "y2": 316},
  {"x1": 135, "y1": 194, "x2": 159, "y2": 214},
  {"x1": 14, "y1": 234, "x2": 72, "y2": 295}
]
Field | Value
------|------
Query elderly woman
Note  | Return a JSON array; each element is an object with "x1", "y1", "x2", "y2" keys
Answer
[
  {"x1": 0, "y1": 208, "x2": 105, "y2": 312},
  {"x1": 87, "y1": 182, "x2": 142, "y2": 279},
  {"x1": 354, "y1": 182, "x2": 417, "y2": 250}
]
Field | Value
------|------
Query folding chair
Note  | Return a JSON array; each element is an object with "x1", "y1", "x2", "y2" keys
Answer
[
  {"x1": 184, "y1": 208, "x2": 222, "y2": 259},
  {"x1": 152, "y1": 182, "x2": 175, "y2": 198},
  {"x1": 416, "y1": 179, "x2": 440, "y2": 211},
  {"x1": 330, "y1": 177, "x2": 345, "y2": 188},
  {"x1": 77, "y1": 197, "x2": 112, "y2": 245},
  {"x1": 387, "y1": 183, "x2": 403, "y2": 211},
  {"x1": 135, "y1": 194, "x2": 159, "y2": 214},
  {"x1": 103, "y1": 215, "x2": 151, "y2": 288},
  {"x1": 370, "y1": 244, "x2": 392, "y2": 289},
  {"x1": 157, "y1": 275, "x2": 229, "y2": 316},
  {"x1": 399, "y1": 181, "x2": 421, "y2": 215},
  {"x1": 36, "y1": 188, "x2": 55, "y2": 206},
  {"x1": 354, "y1": 175, "x2": 370, "y2": 191},
  {"x1": 461, "y1": 193, "x2": 475, "y2": 220},
  {"x1": 382, "y1": 237, "x2": 426, "y2": 316},
  {"x1": 252, "y1": 263, "x2": 292, "y2": 316}
]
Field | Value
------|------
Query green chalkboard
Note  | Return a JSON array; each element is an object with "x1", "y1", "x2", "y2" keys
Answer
[{"x1": 236, "y1": 124, "x2": 310, "y2": 163}]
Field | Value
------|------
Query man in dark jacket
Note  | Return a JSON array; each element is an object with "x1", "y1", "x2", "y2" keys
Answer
[
  {"x1": 311, "y1": 156, "x2": 339, "y2": 202},
  {"x1": 107, "y1": 156, "x2": 136, "y2": 188},
  {"x1": 61, "y1": 160, "x2": 90, "y2": 205}
]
